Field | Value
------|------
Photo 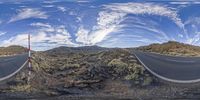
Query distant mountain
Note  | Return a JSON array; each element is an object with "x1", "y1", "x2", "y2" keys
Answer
[
  {"x1": 136, "y1": 41, "x2": 200, "y2": 56},
  {"x1": 44, "y1": 41, "x2": 200, "y2": 57},
  {"x1": 0, "y1": 45, "x2": 28, "y2": 56},
  {"x1": 10, "y1": 41, "x2": 200, "y2": 96},
  {"x1": 44, "y1": 45, "x2": 109, "y2": 55}
]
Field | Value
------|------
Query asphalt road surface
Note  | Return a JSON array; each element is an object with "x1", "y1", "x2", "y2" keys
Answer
[
  {"x1": 134, "y1": 51, "x2": 200, "y2": 83},
  {"x1": 0, "y1": 53, "x2": 28, "y2": 81}
]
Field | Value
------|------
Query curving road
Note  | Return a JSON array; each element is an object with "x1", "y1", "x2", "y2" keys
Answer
[
  {"x1": 0, "y1": 53, "x2": 28, "y2": 81},
  {"x1": 134, "y1": 51, "x2": 200, "y2": 83}
]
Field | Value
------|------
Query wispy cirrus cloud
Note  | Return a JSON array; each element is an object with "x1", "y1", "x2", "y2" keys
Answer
[
  {"x1": 43, "y1": 5, "x2": 54, "y2": 8},
  {"x1": 1, "y1": 23, "x2": 76, "y2": 50},
  {"x1": 0, "y1": 32, "x2": 6, "y2": 36},
  {"x1": 75, "y1": 11, "x2": 125, "y2": 45},
  {"x1": 30, "y1": 22, "x2": 51, "y2": 28},
  {"x1": 9, "y1": 8, "x2": 48, "y2": 23},
  {"x1": 169, "y1": 1, "x2": 200, "y2": 5},
  {"x1": 57, "y1": 6, "x2": 66, "y2": 12},
  {"x1": 75, "y1": 2, "x2": 183, "y2": 45},
  {"x1": 185, "y1": 17, "x2": 200, "y2": 25},
  {"x1": 76, "y1": 26, "x2": 90, "y2": 44},
  {"x1": 184, "y1": 16, "x2": 200, "y2": 45},
  {"x1": 103, "y1": 2, "x2": 183, "y2": 28}
]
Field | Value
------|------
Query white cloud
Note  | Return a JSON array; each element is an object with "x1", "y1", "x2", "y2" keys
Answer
[
  {"x1": 194, "y1": 2, "x2": 200, "y2": 4},
  {"x1": 57, "y1": 6, "x2": 66, "y2": 12},
  {"x1": 77, "y1": 0, "x2": 90, "y2": 3},
  {"x1": 43, "y1": 1, "x2": 58, "y2": 4},
  {"x1": 75, "y1": 26, "x2": 90, "y2": 44},
  {"x1": 69, "y1": 11, "x2": 77, "y2": 16},
  {"x1": 0, "y1": 32, "x2": 6, "y2": 36},
  {"x1": 122, "y1": 16, "x2": 171, "y2": 41},
  {"x1": 103, "y1": 3, "x2": 183, "y2": 28},
  {"x1": 129, "y1": 24, "x2": 169, "y2": 41},
  {"x1": 90, "y1": 11, "x2": 125, "y2": 44},
  {"x1": 75, "y1": 11, "x2": 125, "y2": 45},
  {"x1": 178, "y1": 34, "x2": 184, "y2": 38},
  {"x1": 76, "y1": 16, "x2": 82, "y2": 22},
  {"x1": 0, "y1": 24, "x2": 76, "y2": 51},
  {"x1": 0, "y1": 34, "x2": 28, "y2": 47},
  {"x1": 75, "y1": 2, "x2": 183, "y2": 45},
  {"x1": 169, "y1": 2, "x2": 191, "y2": 5},
  {"x1": 43, "y1": 5, "x2": 54, "y2": 8},
  {"x1": 9, "y1": 8, "x2": 48, "y2": 23},
  {"x1": 184, "y1": 17, "x2": 200, "y2": 45},
  {"x1": 30, "y1": 22, "x2": 51, "y2": 28},
  {"x1": 185, "y1": 17, "x2": 200, "y2": 25},
  {"x1": 186, "y1": 32, "x2": 200, "y2": 45},
  {"x1": 170, "y1": 1, "x2": 200, "y2": 5}
]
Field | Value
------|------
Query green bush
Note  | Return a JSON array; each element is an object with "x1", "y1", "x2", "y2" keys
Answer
[
  {"x1": 108, "y1": 59, "x2": 128, "y2": 74},
  {"x1": 125, "y1": 63, "x2": 153, "y2": 86},
  {"x1": 108, "y1": 59, "x2": 127, "y2": 67},
  {"x1": 125, "y1": 73, "x2": 138, "y2": 80},
  {"x1": 10, "y1": 84, "x2": 33, "y2": 92}
]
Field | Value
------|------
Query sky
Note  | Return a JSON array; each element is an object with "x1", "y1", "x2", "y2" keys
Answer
[{"x1": 0, "y1": 0, "x2": 200, "y2": 50}]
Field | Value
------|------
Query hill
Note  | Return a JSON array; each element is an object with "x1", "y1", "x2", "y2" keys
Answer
[
  {"x1": 0, "y1": 45, "x2": 28, "y2": 56},
  {"x1": 136, "y1": 41, "x2": 200, "y2": 56},
  {"x1": 2, "y1": 41, "x2": 200, "y2": 99},
  {"x1": 44, "y1": 45, "x2": 109, "y2": 56}
]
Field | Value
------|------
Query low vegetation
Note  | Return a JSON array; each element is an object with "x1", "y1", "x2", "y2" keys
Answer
[
  {"x1": 9, "y1": 84, "x2": 33, "y2": 92},
  {"x1": 0, "y1": 45, "x2": 28, "y2": 56},
  {"x1": 8, "y1": 47, "x2": 152, "y2": 94},
  {"x1": 137, "y1": 41, "x2": 200, "y2": 57},
  {"x1": 1, "y1": 41, "x2": 200, "y2": 96}
]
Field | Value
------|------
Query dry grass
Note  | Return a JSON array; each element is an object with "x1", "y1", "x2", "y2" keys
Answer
[
  {"x1": 137, "y1": 41, "x2": 200, "y2": 57},
  {"x1": 9, "y1": 84, "x2": 34, "y2": 92},
  {"x1": 0, "y1": 45, "x2": 27, "y2": 56}
]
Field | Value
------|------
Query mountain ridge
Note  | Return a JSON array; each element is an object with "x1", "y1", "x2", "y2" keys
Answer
[
  {"x1": 0, "y1": 45, "x2": 28, "y2": 56},
  {"x1": 136, "y1": 41, "x2": 200, "y2": 56},
  {"x1": 2, "y1": 41, "x2": 200, "y2": 57}
]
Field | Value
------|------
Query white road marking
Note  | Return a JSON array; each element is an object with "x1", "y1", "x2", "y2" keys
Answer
[
  {"x1": 165, "y1": 58, "x2": 195, "y2": 63},
  {"x1": 0, "y1": 54, "x2": 28, "y2": 82},
  {"x1": 134, "y1": 52, "x2": 200, "y2": 83}
]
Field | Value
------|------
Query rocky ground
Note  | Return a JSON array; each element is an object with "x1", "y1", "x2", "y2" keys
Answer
[{"x1": 0, "y1": 41, "x2": 200, "y2": 99}]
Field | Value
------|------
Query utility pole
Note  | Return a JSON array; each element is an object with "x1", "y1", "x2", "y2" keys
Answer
[{"x1": 28, "y1": 33, "x2": 31, "y2": 83}]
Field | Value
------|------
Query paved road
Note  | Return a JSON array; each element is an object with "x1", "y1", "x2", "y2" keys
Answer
[
  {"x1": 134, "y1": 51, "x2": 200, "y2": 83},
  {"x1": 0, "y1": 53, "x2": 28, "y2": 81}
]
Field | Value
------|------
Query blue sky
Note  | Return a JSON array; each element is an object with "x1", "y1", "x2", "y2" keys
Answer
[{"x1": 0, "y1": 0, "x2": 200, "y2": 50}]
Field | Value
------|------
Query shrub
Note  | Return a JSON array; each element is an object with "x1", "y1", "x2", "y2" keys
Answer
[
  {"x1": 10, "y1": 84, "x2": 33, "y2": 92},
  {"x1": 108, "y1": 59, "x2": 128, "y2": 74},
  {"x1": 125, "y1": 73, "x2": 138, "y2": 80}
]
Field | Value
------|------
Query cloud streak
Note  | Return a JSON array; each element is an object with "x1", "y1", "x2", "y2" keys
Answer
[
  {"x1": 75, "y1": 11, "x2": 125, "y2": 45},
  {"x1": 0, "y1": 32, "x2": 6, "y2": 36},
  {"x1": 9, "y1": 8, "x2": 48, "y2": 23},
  {"x1": 1, "y1": 23, "x2": 76, "y2": 50},
  {"x1": 75, "y1": 2, "x2": 183, "y2": 45},
  {"x1": 103, "y1": 2, "x2": 183, "y2": 28}
]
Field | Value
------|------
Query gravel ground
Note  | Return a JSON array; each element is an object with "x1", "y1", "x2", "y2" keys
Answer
[{"x1": 1, "y1": 80, "x2": 200, "y2": 100}]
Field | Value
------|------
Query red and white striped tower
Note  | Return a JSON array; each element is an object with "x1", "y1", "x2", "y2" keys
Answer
[{"x1": 28, "y1": 33, "x2": 31, "y2": 82}]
